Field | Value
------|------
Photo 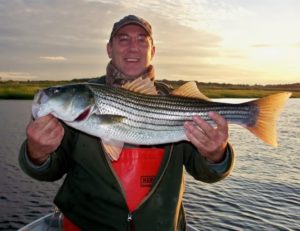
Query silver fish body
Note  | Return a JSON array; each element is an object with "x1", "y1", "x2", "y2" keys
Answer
[
  {"x1": 86, "y1": 84, "x2": 257, "y2": 144},
  {"x1": 32, "y1": 82, "x2": 291, "y2": 148}
]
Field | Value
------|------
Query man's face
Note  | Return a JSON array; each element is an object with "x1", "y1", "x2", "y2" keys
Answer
[{"x1": 107, "y1": 24, "x2": 155, "y2": 78}]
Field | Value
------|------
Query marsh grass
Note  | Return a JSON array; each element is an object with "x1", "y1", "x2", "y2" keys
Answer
[
  {"x1": 0, "y1": 81, "x2": 69, "y2": 99},
  {"x1": 199, "y1": 88, "x2": 300, "y2": 98},
  {"x1": 0, "y1": 80, "x2": 299, "y2": 99},
  {"x1": 0, "y1": 85, "x2": 40, "y2": 99}
]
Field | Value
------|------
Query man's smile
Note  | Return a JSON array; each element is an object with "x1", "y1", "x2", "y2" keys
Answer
[{"x1": 125, "y1": 58, "x2": 140, "y2": 62}]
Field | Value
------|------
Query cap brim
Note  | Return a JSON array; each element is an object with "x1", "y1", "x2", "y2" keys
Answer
[{"x1": 110, "y1": 21, "x2": 152, "y2": 40}]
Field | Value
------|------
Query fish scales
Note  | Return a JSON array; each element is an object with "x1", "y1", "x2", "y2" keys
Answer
[
  {"x1": 90, "y1": 84, "x2": 256, "y2": 129},
  {"x1": 92, "y1": 85, "x2": 254, "y2": 126},
  {"x1": 86, "y1": 114, "x2": 188, "y2": 144},
  {"x1": 94, "y1": 84, "x2": 252, "y2": 116}
]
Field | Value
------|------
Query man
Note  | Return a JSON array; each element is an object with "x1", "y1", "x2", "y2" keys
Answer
[{"x1": 19, "y1": 15, "x2": 234, "y2": 230}]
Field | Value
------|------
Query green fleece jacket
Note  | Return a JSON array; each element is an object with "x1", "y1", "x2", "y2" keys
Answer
[
  {"x1": 19, "y1": 78, "x2": 235, "y2": 230},
  {"x1": 19, "y1": 126, "x2": 234, "y2": 231}
]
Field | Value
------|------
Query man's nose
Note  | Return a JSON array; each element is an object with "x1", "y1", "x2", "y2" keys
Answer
[{"x1": 128, "y1": 38, "x2": 139, "y2": 51}]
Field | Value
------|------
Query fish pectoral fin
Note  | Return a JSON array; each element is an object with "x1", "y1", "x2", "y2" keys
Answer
[
  {"x1": 171, "y1": 82, "x2": 210, "y2": 101},
  {"x1": 101, "y1": 140, "x2": 124, "y2": 161},
  {"x1": 92, "y1": 105, "x2": 100, "y2": 115},
  {"x1": 99, "y1": 114, "x2": 125, "y2": 124},
  {"x1": 122, "y1": 77, "x2": 158, "y2": 95}
]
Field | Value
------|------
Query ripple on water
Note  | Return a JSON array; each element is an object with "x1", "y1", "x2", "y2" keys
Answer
[
  {"x1": 184, "y1": 172, "x2": 300, "y2": 230},
  {"x1": 1, "y1": 99, "x2": 300, "y2": 230}
]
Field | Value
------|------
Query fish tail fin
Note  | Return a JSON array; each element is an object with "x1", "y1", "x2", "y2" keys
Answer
[{"x1": 246, "y1": 92, "x2": 292, "y2": 147}]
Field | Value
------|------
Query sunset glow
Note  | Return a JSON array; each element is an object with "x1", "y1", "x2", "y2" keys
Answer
[{"x1": 0, "y1": 0, "x2": 299, "y2": 84}]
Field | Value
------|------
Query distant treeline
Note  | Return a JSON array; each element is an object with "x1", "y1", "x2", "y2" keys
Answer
[
  {"x1": 160, "y1": 79, "x2": 300, "y2": 91},
  {"x1": 0, "y1": 78, "x2": 299, "y2": 99}
]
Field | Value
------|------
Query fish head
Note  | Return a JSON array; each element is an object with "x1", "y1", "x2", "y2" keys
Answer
[{"x1": 32, "y1": 84, "x2": 95, "y2": 122}]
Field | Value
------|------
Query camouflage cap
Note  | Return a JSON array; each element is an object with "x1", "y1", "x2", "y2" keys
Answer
[{"x1": 109, "y1": 15, "x2": 153, "y2": 41}]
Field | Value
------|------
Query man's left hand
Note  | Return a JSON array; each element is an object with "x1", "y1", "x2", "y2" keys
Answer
[{"x1": 184, "y1": 112, "x2": 228, "y2": 164}]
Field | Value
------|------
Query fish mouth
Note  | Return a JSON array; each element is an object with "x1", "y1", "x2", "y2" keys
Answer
[{"x1": 32, "y1": 90, "x2": 48, "y2": 119}]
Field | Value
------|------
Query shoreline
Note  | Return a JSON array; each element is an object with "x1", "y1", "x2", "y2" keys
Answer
[{"x1": 1, "y1": 80, "x2": 299, "y2": 99}]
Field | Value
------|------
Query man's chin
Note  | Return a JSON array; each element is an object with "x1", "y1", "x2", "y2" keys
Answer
[{"x1": 122, "y1": 69, "x2": 144, "y2": 78}]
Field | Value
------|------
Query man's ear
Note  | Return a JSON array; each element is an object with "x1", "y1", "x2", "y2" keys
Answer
[
  {"x1": 151, "y1": 46, "x2": 156, "y2": 60},
  {"x1": 107, "y1": 42, "x2": 112, "y2": 59}
]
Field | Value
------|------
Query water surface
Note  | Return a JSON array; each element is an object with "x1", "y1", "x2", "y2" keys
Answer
[{"x1": 0, "y1": 99, "x2": 299, "y2": 230}]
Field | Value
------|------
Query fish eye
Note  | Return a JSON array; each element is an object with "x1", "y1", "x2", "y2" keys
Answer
[{"x1": 48, "y1": 86, "x2": 63, "y2": 96}]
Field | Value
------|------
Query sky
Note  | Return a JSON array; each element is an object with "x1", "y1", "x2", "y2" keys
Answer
[{"x1": 0, "y1": 0, "x2": 299, "y2": 84}]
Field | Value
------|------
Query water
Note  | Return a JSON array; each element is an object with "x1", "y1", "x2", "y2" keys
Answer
[{"x1": 0, "y1": 99, "x2": 299, "y2": 230}]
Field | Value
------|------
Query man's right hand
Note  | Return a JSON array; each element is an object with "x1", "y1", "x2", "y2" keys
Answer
[{"x1": 26, "y1": 114, "x2": 65, "y2": 165}]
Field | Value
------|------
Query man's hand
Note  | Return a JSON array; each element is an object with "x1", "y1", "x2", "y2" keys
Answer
[
  {"x1": 184, "y1": 112, "x2": 228, "y2": 163},
  {"x1": 26, "y1": 114, "x2": 64, "y2": 165}
]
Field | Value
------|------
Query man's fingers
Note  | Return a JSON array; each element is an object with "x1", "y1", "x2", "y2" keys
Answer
[
  {"x1": 190, "y1": 115, "x2": 215, "y2": 138},
  {"x1": 33, "y1": 114, "x2": 55, "y2": 126},
  {"x1": 184, "y1": 113, "x2": 229, "y2": 162},
  {"x1": 26, "y1": 115, "x2": 64, "y2": 148},
  {"x1": 49, "y1": 123, "x2": 65, "y2": 142},
  {"x1": 43, "y1": 116, "x2": 63, "y2": 136},
  {"x1": 184, "y1": 121, "x2": 208, "y2": 144},
  {"x1": 208, "y1": 112, "x2": 228, "y2": 132},
  {"x1": 27, "y1": 115, "x2": 53, "y2": 135}
]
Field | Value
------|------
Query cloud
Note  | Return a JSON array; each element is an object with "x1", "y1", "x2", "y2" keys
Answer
[
  {"x1": 250, "y1": 43, "x2": 300, "y2": 48},
  {"x1": 0, "y1": 0, "x2": 112, "y2": 80},
  {"x1": 40, "y1": 56, "x2": 67, "y2": 61},
  {"x1": 250, "y1": 44, "x2": 275, "y2": 48},
  {"x1": 87, "y1": 0, "x2": 252, "y2": 31},
  {"x1": 0, "y1": 0, "x2": 228, "y2": 81},
  {"x1": 0, "y1": 72, "x2": 37, "y2": 81},
  {"x1": 0, "y1": 0, "x2": 298, "y2": 84},
  {"x1": 293, "y1": 43, "x2": 300, "y2": 48}
]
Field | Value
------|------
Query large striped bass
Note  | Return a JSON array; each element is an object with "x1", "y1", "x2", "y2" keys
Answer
[{"x1": 32, "y1": 77, "x2": 291, "y2": 160}]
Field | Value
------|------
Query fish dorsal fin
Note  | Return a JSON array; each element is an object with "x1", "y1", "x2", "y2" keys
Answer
[
  {"x1": 101, "y1": 140, "x2": 124, "y2": 161},
  {"x1": 171, "y1": 82, "x2": 210, "y2": 101},
  {"x1": 122, "y1": 77, "x2": 158, "y2": 95}
]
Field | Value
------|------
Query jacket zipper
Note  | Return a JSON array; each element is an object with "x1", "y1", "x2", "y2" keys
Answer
[
  {"x1": 103, "y1": 150, "x2": 135, "y2": 230},
  {"x1": 127, "y1": 213, "x2": 135, "y2": 230},
  {"x1": 100, "y1": 141, "x2": 128, "y2": 201},
  {"x1": 134, "y1": 144, "x2": 174, "y2": 210},
  {"x1": 101, "y1": 141, "x2": 174, "y2": 229},
  {"x1": 102, "y1": 145, "x2": 136, "y2": 230}
]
